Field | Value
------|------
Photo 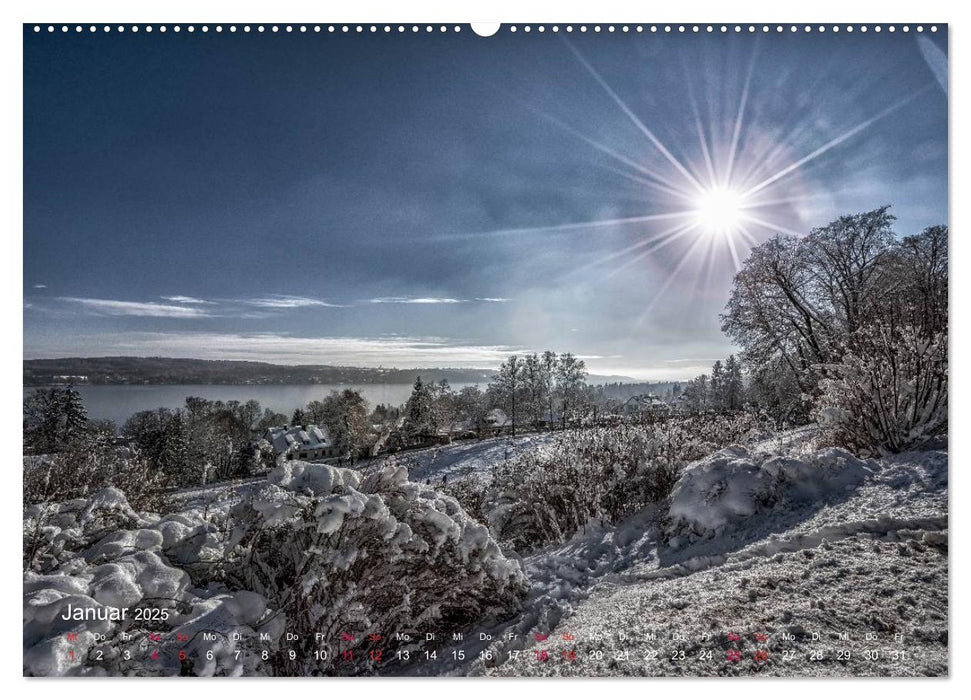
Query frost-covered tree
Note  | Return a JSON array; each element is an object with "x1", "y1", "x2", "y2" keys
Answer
[
  {"x1": 489, "y1": 355, "x2": 524, "y2": 435},
  {"x1": 683, "y1": 374, "x2": 709, "y2": 412},
  {"x1": 453, "y1": 385, "x2": 488, "y2": 434},
  {"x1": 722, "y1": 207, "x2": 896, "y2": 400},
  {"x1": 317, "y1": 389, "x2": 371, "y2": 459},
  {"x1": 520, "y1": 353, "x2": 546, "y2": 426},
  {"x1": 403, "y1": 376, "x2": 435, "y2": 442},
  {"x1": 555, "y1": 353, "x2": 587, "y2": 428},
  {"x1": 429, "y1": 378, "x2": 455, "y2": 434},
  {"x1": 709, "y1": 360, "x2": 724, "y2": 410},
  {"x1": 540, "y1": 350, "x2": 559, "y2": 425},
  {"x1": 723, "y1": 355, "x2": 745, "y2": 410},
  {"x1": 815, "y1": 225, "x2": 948, "y2": 453},
  {"x1": 23, "y1": 386, "x2": 88, "y2": 454}
]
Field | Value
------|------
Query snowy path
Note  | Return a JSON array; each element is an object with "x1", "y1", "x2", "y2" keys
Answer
[
  {"x1": 484, "y1": 446, "x2": 947, "y2": 677},
  {"x1": 363, "y1": 433, "x2": 558, "y2": 484},
  {"x1": 398, "y1": 442, "x2": 948, "y2": 677}
]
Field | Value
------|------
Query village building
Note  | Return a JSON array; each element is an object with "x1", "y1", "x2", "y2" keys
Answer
[{"x1": 264, "y1": 424, "x2": 339, "y2": 461}]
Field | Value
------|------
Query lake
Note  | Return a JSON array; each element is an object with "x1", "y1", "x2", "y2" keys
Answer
[{"x1": 22, "y1": 383, "x2": 480, "y2": 429}]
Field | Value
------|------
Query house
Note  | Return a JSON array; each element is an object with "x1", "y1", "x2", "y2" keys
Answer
[
  {"x1": 483, "y1": 408, "x2": 511, "y2": 429},
  {"x1": 264, "y1": 424, "x2": 340, "y2": 461}
]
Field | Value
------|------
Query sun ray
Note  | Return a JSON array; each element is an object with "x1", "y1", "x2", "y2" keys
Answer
[
  {"x1": 531, "y1": 105, "x2": 696, "y2": 200},
  {"x1": 563, "y1": 219, "x2": 698, "y2": 279},
  {"x1": 437, "y1": 211, "x2": 697, "y2": 242},
  {"x1": 564, "y1": 39, "x2": 706, "y2": 193},
  {"x1": 592, "y1": 162, "x2": 698, "y2": 205},
  {"x1": 637, "y1": 232, "x2": 711, "y2": 323},
  {"x1": 682, "y1": 57, "x2": 719, "y2": 187},
  {"x1": 742, "y1": 90, "x2": 927, "y2": 198},
  {"x1": 724, "y1": 226, "x2": 744, "y2": 271},
  {"x1": 605, "y1": 222, "x2": 701, "y2": 281},
  {"x1": 724, "y1": 39, "x2": 759, "y2": 187},
  {"x1": 597, "y1": 221, "x2": 700, "y2": 280}
]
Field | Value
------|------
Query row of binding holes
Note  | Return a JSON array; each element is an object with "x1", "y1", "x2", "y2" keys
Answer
[
  {"x1": 32, "y1": 24, "x2": 941, "y2": 34},
  {"x1": 509, "y1": 25, "x2": 938, "y2": 33},
  {"x1": 33, "y1": 25, "x2": 464, "y2": 33}
]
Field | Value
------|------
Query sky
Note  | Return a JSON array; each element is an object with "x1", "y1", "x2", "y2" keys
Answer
[{"x1": 23, "y1": 25, "x2": 948, "y2": 380}]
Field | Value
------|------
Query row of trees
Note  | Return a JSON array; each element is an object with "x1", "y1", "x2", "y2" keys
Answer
[
  {"x1": 397, "y1": 352, "x2": 590, "y2": 444},
  {"x1": 680, "y1": 355, "x2": 746, "y2": 413},
  {"x1": 121, "y1": 398, "x2": 287, "y2": 486},
  {"x1": 488, "y1": 352, "x2": 588, "y2": 435},
  {"x1": 721, "y1": 206, "x2": 947, "y2": 453}
]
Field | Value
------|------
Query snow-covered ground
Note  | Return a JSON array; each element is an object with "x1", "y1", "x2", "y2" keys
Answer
[
  {"x1": 483, "y1": 440, "x2": 948, "y2": 677},
  {"x1": 23, "y1": 427, "x2": 948, "y2": 677},
  {"x1": 362, "y1": 433, "x2": 558, "y2": 484}
]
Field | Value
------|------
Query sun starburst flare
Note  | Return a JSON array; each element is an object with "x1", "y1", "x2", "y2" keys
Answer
[
  {"x1": 692, "y1": 186, "x2": 747, "y2": 236},
  {"x1": 440, "y1": 39, "x2": 925, "y2": 318}
]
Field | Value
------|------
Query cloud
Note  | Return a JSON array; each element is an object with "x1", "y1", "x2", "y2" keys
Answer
[
  {"x1": 60, "y1": 297, "x2": 213, "y2": 318},
  {"x1": 27, "y1": 331, "x2": 524, "y2": 367},
  {"x1": 161, "y1": 295, "x2": 213, "y2": 304},
  {"x1": 241, "y1": 295, "x2": 344, "y2": 309},
  {"x1": 368, "y1": 296, "x2": 509, "y2": 305},
  {"x1": 664, "y1": 358, "x2": 723, "y2": 365},
  {"x1": 369, "y1": 296, "x2": 465, "y2": 305},
  {"x1": 33, "y1": 284, "x2": 47, "y2": 289}
]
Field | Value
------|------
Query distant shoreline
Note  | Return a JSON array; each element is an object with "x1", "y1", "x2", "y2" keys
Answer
[{"x1": 23, "y1": 356, "x2": 640, "y2": 387}]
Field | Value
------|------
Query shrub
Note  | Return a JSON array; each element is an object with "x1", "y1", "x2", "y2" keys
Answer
[
  {"x1": 23, "y1": 435, "x2": 168, "y2": 513},
  {"x1": 228, "y1": 460, "x2": 527, "y2": 675},
  {"x1": 816, "y1": 324, "x2": 947, "y2": 455},
  {"x1": 449, "y1": 414, "x2": 775, "y2": 554}
]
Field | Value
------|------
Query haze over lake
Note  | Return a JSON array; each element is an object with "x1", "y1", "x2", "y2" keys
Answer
[{"x1": 23, "y1": 383, "x2": 479, "y2": 429}]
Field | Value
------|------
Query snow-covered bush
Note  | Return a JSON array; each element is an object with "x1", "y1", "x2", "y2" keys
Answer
[
  {"x1": 24, "y1": 459, "x2": 523, "y2": 676},
  {"x1": 816, "y1": 325, "x2": 947, "y2": 455},
  {"x1": 665, "y1": 445, "x2": 873, "y2": 546},
  {"x1": 228, "y1": 459, "x2": 527, "y2": 675},
  {"x1": 24, "y1": 437, "x2": 167, "y2": 512},
  {"x1": 23, "y1": 486, "x2": 271, "y2": 677},
  {"x1": 451, "y1": 415, "x2": 776, "y2": 554}
]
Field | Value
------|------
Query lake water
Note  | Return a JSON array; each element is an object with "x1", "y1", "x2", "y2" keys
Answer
[{"x1": 23, "y1": 383, "x2": 480, "y2": 429}]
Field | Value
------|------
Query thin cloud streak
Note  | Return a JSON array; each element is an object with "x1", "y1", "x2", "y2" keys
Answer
[
  {"x1": 59, "y1": 297, "x2": 214, "y2": 318},
  {"x1": 369, "y1": 297, "x2": 464, "y2": 305},
  {"x1": 368, "y1": 297, "x2": 509, "y2": 305},
  {"x1": 161, "y1": 295, "x2": 214, "y2": 304},
  {"x1": 241, "y1": 295, "x2": 345, "y2": 308}
]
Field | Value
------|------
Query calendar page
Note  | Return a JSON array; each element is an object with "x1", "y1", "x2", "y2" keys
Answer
[{"x1": 22, "y1": 20, "x2": 948, "y2": 678}]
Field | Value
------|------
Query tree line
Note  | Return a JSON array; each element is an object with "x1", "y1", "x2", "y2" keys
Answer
[
  {"x1": 396, "y1": 351, "x2": 589, "y2": 444},
  {"x1": 679, "y1": 355, "x2": 745, "y2": 413},
  {"x1": 721, "y1": 205, "x2": 947, "y2": 453}
]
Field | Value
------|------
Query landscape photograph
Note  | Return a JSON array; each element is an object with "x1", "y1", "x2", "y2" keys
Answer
[{"x1": 23, "y1": 23, "x2": 948, "y2": 677}]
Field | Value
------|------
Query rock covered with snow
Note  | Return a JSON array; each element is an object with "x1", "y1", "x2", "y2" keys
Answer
[
  {"x1": 666, "y1": 446, "x2": 874, "y2": 545},
  {"x1": 23, "y1": 487, "x2": 270, "y2": 676}
]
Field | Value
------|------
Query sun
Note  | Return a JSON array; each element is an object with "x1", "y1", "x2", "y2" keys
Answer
[{"x1": 693, "y1": 186, "x2": 746, "y2": 234}]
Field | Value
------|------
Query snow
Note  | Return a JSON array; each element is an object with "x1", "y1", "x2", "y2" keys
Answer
[
  {"x1": 22, "y1": 426, "x2": 947, "y2": 677},
  {"x1": 368, "y1": 433, "x2": 557, "y2": 484},
  {"x1": 482, "y1": 441, "x2": 947, "y2": 677},
  {"x1": 666, "y1": 446, "x2": 873, "y2": 545},
  {"x1": 267, "y1": 460, "x2": 360, "y2": 495}
]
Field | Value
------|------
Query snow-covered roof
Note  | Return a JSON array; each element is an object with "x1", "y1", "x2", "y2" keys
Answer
[
  {"x1": 265, "y1": 424, "x2": 333, "y2": 454},
  {"x1": 484, "y1": 408, "x2": 510, "y2": 426}
]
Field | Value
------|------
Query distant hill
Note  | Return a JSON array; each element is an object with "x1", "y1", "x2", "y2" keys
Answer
[{"x1": 23, "y1": 356, "x2": 634, "y2": 386}]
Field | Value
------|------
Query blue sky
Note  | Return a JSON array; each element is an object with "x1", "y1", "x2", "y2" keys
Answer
[{"x1": 23, "y1": 26, "x2": 947, "y2": 379}]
